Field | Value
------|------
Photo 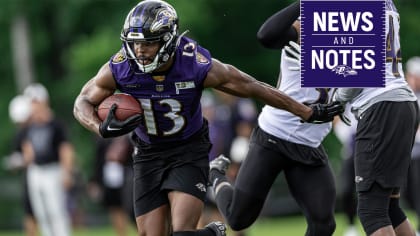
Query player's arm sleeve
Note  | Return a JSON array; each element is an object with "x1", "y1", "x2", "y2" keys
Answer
[
  {"x1": 257, "y1": 1, "x2": 300, "y2": 49},
  {"x1": 335, "y1": 88, "x2": 363, "y2": 103}
]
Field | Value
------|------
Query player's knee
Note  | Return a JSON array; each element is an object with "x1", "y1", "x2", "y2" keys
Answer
[
  {"x1": 227, "y1": 217, "x2": 253, "y2": 231},
  {"x1": 358, "y1": 203, "x2": 390, "y2": 235},
  {"x1": 307, "y1": 217, "x2": 336, "y2": 235},
  {"x1": 137, "y1": 228, "x2": 146, "y2": 236},
  {"x1": 223, "y1": 193, "x2": 263, "y2": 231},
  {"x1": 216, "y1": 203, "x2": 252, "y2": 231},
  {"x1": 226, "y1": 205, "x2": 262, "y2": 231},
  {"x1": 357, "y1": 183, "x2": 392, "y2": 235},
  {"x1": 388, "y1": 194, "x2": 407, "y2": 228}
]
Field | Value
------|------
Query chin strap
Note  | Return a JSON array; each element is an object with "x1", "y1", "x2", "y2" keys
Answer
[{"x1": 160, "y1": 30, "x2": 189, "y2": 62}]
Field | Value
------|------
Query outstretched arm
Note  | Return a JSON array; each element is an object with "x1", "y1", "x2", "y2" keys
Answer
[{"x1": 204, "y1": 59, "x2": 343, "y2": 123}]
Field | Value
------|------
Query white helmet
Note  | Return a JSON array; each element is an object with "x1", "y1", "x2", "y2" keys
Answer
[{"x1": 9, "y1": 95, "x2": 32, "y2": 124}]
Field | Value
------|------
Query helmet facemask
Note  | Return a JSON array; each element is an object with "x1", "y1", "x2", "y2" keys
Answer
[{"x1": 120, "y1": 0, "x2": 179, "y2": 73}]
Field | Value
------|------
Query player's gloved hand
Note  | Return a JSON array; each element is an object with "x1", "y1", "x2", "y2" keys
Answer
[
  {"x1": 305, "y1": 101, "x2": 345, "y2": 124},
  {"x1": 284, "y1": 41, "x2": 301, "y2": 71},
  {"x1": 99, "y1": 104, "x2": 143, "y2": 138}
]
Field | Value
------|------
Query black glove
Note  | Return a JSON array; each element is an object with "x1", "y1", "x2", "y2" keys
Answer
[
  {"x1": 99, "y1": 104, "x2": 143, "y2": 138},
  {"x1": 306, "y1": 101, "x2": 344, "y2": 124}
]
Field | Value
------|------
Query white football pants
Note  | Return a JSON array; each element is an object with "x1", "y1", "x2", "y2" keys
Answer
[{"x1": 27, "y1": 163, "x2": 71, "y2": 236}]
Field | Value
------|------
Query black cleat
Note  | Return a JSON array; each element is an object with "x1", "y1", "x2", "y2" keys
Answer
[
  {"x1": 209, "y1": 155, "x2": 231, "y2": 175},
  {"x1": 205, "y1": 221, "x2": 227, "y2": 236}
]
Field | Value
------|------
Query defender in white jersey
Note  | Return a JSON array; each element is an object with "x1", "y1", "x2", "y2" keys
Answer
[
  {"x1": 334, "y1": 0, "x2": 420, "y2": 235},
  {"x1": 258, "y1": 50, "x2": 332, "y2": 148},
  {"x1": 209, "y1": 2, "x2": 337, "y2": 235}
]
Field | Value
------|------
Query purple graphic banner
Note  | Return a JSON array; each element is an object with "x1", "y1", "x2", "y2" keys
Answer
[{"x1": 301, "y1": 0, "x2": 385, "y2": 87}]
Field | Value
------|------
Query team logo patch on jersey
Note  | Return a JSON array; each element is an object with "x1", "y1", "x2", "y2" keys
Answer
[
  {"x1": 112, "y1": 49, "x2": 127, "y2": 64},
  {"x1": 196, "y1": 52, "x2": 209, "y2": 64},
  {"x1": 152, "y1": 75, "x2": 166, "y2": 82},
  {"x1": 155, "y1": 84, "x2": 164, "y2": 92},
  {"x1": 175, "y1": 81, "x2": 195, "y2": 94}
]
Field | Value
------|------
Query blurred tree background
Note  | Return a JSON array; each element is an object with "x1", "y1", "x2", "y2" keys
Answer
[{"x1": 0, "y1": 0, "x2": 419, "y2": 229}]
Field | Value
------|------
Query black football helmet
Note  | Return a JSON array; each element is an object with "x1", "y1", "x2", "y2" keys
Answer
[{"x1": 120, "y1": 0, "x2": 179, "y2": 73}]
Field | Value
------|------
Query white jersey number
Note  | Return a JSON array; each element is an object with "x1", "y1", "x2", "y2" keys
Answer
[{"x1": 139, "y1": 98, "x2": 186, "y2": 136}]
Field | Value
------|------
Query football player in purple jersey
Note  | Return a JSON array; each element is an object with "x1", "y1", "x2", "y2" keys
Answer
[{"x1": 73, "y1": 1, "x2": 343, "y2": 235}]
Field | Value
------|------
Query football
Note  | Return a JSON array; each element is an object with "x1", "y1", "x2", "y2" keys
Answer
[{"x1": 97, "y1": 93, "x2": 142, "y2": 121}]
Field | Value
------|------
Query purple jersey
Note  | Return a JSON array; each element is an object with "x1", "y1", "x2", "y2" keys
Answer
[{"x1": 109, "y1": 37, "x2": 212, "y2": 144}]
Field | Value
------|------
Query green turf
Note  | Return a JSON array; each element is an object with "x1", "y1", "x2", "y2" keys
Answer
[{"x1": 0, "y1": 212, "x2": 417, "y2": 236}]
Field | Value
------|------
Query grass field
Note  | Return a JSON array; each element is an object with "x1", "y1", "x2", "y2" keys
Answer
[{"x1": 0, "y1": 212, "x2": 417, "y2": 236}]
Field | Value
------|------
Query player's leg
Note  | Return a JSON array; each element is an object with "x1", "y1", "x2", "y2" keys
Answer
[
  {"x1": 132, "y1": 160, "x2": 172, "y2": 236},
  {"x1": 389, "y1": 189, "x2": 416, "y2": 236},
  {"x1": 23, "y1": 170, "x2": 37, "y2": 236},
  {"x1": 109, "y1": 206, "x2": 129, "y2": 236},
  {"x1": 168, "y1": 191, "x2": 204, "y2": 230},
  {"x1": 404, "y1": 157, "x2": 420, "y2": 235},
  {"x1": 122, "y1": 165, "x2": 136, "y2": 223},
  {"x1": 285, "y1": 161, "x2": 336, "y2": 236},
  {"x1": 136, "y1": 205, "x2": 171, "y2": 236},
  {"x1": 166, "y1": 171, "x2": 204, "y2": 232},
  {"x1": 164, "y1": 156, "x2": 226, "y2": 236},
  {"x1": 23, "y1": 214, "x2": 37, "y2": 236},
  {"x1": 409, "y1": 159, "x2": 420, "y2": 235},
  {"x1": 27, "y1": 165, "x2": 53, "y2": 236},
  {"x1": 132, "y1": 127, "x2": 226, "y2": 236},
  {"x1": 103, "y1": 187, "x2": 127, "y2": 236},
  {"x1": 392, "y1": 102, "x2": 420, "y2": 236},
  {"x1": 340, "y1": 155, "x2": 360, "y2": 236},
  {"x1": 357, "y1": 183, "x2": 395, "y2": 235},
  {"x1": 355, "y1": 101, "x2": 419, "y2": 235},
  {"x1": 210, "y1": 126, "x2": 285, "y2": 231},
  {"x1": 341, "y1": 156, "x2": 357, "y2": 222},
  {"x1": 168, "y1": 191, "x2": 226, "y2": 236},
  {"x1": 43, "y1": 164, "x2": 71, "y2": 236}
]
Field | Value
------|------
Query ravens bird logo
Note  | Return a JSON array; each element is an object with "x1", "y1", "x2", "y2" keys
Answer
[{"x1": 331, "y1": 65, "x2": 358, "y2": 77}]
